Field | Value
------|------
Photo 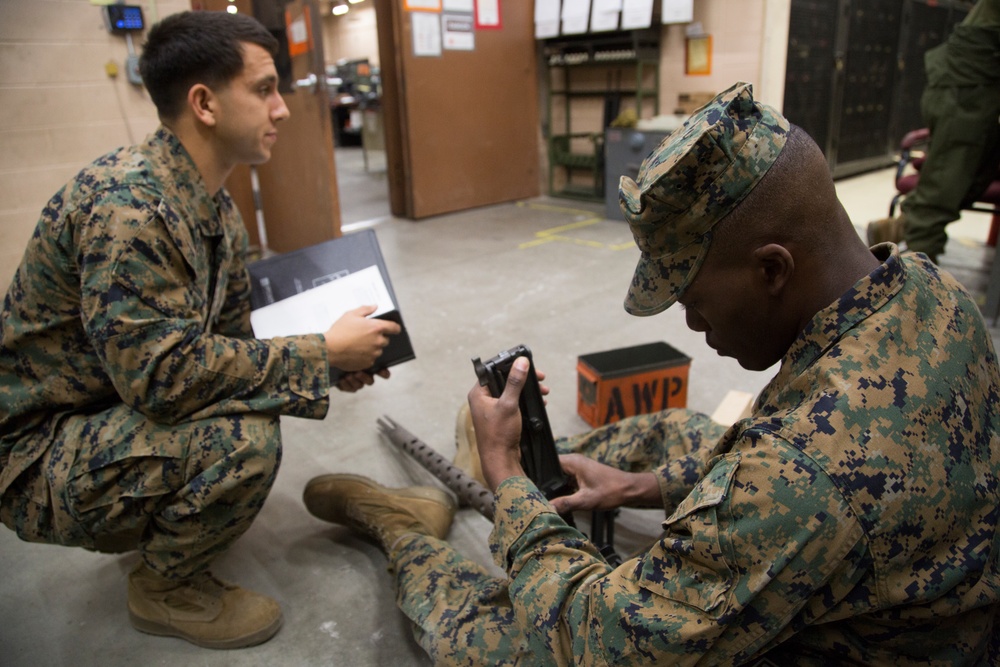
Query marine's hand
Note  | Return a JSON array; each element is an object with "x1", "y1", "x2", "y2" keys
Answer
[
  {"x1": 536, "y1": 368, "x2": 550, "y2": 403},
  {"x1": 549, "y1": 454, "x2": 661, "y2": 514},
  {"x1": 468, "y1": 355, "x2": 529, "y2": 492},
  {"x1": 335, "y1": 368, "x2": 391, "y2": 393},
  {"x1": 324, "y1": 305, "x2": 402, "y2": 372}
]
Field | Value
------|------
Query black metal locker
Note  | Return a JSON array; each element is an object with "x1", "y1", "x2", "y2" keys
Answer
[{"x1": 782, "y1": 0, "x2": 973, "y2": 177}]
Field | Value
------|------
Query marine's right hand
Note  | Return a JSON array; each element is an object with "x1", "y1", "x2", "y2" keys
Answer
[
  {"x1": 323, "y1": 305, "x2": 402, "y2": 372},
  {"x1": 550, "y1": 454, "x2": 662, "y2": 514}
]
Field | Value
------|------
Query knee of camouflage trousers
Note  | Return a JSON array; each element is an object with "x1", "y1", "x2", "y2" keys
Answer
[
  {"x1": 0, "y1": 407, "x2": 282, "y2": 578},
  {"x1": 555, "y1": 408, "x2": 727, "y2": 470}
]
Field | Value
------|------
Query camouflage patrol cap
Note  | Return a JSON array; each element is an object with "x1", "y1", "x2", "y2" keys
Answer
[{"x1": 620, "y1": 81, "x2": 789, "y2": 316}]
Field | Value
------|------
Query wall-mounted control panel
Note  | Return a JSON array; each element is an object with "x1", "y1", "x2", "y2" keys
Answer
[{"x1": 102, "y1": 5, "x2": 145, "y2": 34}]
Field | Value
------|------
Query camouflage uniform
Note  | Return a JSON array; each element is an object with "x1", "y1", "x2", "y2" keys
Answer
[
  {"x1": 902, "y1": 0, "x2": 1000, "y2": 259},
  {"x1": 387, "y1": 83, "x2": 1000, "y2": 664},
  {"x1": 390, "y1": 245, "x2": 1000, "y2": 666},
  {"x1": 0, "y1": 127, "x2": 330, "y2": 578}
]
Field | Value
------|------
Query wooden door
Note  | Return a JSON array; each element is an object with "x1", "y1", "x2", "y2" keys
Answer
[
  {"x1": 374, "y1": 1, "x2": 540, "y2": 219},
  {"x1": 196, "y1": 0, "x2": 341, "y2": 253}
]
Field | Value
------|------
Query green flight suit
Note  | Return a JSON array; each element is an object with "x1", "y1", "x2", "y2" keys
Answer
[{"x1": 902, "y1": 0, "x2": 1000, "y2": 259}]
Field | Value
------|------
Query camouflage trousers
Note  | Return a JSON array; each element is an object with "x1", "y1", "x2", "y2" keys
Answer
[
  {"x1": 0, "y1": 403, "x2": 281, "y2": 579},
  {"x1": 391, "y1": 407, "x2": 726, "y2": 666}
]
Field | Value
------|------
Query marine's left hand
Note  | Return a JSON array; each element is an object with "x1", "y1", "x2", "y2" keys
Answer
[
  {"x1": 550, "y1": 454, "x2": 661, "y2": 514},
  {"x1": 336, "y1": 368, "x2": 390, "y2": 393}
]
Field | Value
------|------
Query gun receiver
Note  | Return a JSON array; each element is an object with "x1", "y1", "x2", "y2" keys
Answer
[
  {"x1": 472, "y1": 345, "x2": 575, "y2": 502},
  {"x1": 472, "y1": 344, "x2": 621, "y2": 565}
]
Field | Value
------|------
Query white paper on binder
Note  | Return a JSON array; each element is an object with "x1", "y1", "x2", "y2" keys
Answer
[{"x1": 250, "y1": 265, "x2": 395, "y2": 339}]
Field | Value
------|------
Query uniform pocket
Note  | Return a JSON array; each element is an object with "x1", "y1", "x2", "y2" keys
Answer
[
  {"x1": 637, "y1": 452, "x2": 740, "y2": 613},
  {"x1": 65, "y1": 412, "x2": 191, "y2": 516}
]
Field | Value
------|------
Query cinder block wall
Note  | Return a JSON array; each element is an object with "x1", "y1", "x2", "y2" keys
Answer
[
  {"x1": 0, "y1": 0, "x2": 381, "y2": 297},
  {"x1": 0, "y1": 0, "x2": 189, "y2": 296},
  {"x1": 658, "y1": 0, "x2": 777, "y2": 112}
]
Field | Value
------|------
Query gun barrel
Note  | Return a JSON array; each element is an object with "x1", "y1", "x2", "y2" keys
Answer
[{"x1": 377, "y1": 415, "x2": 495, "y2": 520}]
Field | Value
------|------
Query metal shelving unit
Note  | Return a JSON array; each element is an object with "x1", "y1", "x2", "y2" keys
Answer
[{"x1": 544, "y1": 31, "x2": 660, "y2": 201}]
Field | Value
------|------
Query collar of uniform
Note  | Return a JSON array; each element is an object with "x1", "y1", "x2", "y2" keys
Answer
[
  {"x1": 756, "y1": 243, "x2": 906, "y2": 410},
  {"x1": 150, "y1": 126, "x2": 226, "y2": 238}
]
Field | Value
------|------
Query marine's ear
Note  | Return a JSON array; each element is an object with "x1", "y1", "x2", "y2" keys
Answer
[
  {"x1": 187, "y1": 83, "x2": 218, "y2": 128},
  {"x1": 753, "y1": 243, "x2": 794, "y2": 297}
]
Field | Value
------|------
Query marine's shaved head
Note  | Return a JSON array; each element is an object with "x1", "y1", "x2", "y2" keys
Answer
[{"x1": 708, "y1": 125, "x2": 852, "y2": 266}]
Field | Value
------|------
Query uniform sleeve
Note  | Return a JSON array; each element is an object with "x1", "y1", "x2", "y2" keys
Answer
[
  {"x1": 490, "y1": 434, "x2": 869, "y2": 666},
  {"x1": 653, "y1": 448, "x2": 717, "y2": 512},
  {"x1": 213, "y1": 219, "x2": 254, "y2": 339},
  {"x1": 80, "y1": 191, "x2": 331, "y2": 424}
]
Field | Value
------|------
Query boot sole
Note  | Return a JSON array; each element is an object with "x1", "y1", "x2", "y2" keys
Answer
[{"x1": 128, "y1": 608, "x2": 283, "y2": 650}]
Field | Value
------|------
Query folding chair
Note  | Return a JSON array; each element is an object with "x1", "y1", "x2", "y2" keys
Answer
[{"x1": 889, "y1": 128, "x2": 1000, "y2": 247}]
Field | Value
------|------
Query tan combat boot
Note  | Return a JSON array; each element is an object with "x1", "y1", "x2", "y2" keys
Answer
[
  {"x1": 866, "y1": 215, "x2": 906, "y2": 246},
  {"x1": 453, "y1": 402, "x2": 487, "y2": 489},
  {"x1": 303, "y1": 474, "x2": 455, "y2": 553},
  {"x1": 127, "y1": 563, "x2": 282, "y2": 649}
]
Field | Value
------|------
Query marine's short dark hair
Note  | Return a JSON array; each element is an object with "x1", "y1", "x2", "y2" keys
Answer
[{"x1": 139, "y1": 11, "x2": 279, "y2": 121}]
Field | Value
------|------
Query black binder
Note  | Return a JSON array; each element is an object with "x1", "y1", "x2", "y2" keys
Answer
[{"x1": 247, "y1": 229, "x2": 415, "y2": 377}]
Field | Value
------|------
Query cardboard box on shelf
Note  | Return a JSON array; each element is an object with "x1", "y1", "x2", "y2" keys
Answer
[{"x1": 675, "y1": 91, "x2": 716, "y2": 115}]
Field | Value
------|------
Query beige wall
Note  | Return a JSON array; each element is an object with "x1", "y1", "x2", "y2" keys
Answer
[
  {"x1": 0, "y1": 0, "x2": 188, "y2": 295},
  {"x1": 320, "y1": 2, "x2": 379, "y2": 67},
  {"x1": 657, "y1": 0, "x2": 787, "y2": 114}
]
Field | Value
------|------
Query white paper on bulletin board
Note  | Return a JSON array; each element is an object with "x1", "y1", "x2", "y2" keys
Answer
[
  {"x1": 591, "y1": 0, "x2": 622, "y2": 32},
  {"x1": 443, "y1": 0, "x2": 473, "y2": 10},
  {"x1": 621, "y1": 0, "x2": 653, "y2": 29},
  {"x1": 535, "y1": 0, "x2": 561, "y2": 38},
  {"x1": 405, "y1": 0, "x2": 442, "y2": 11},
  {"x1": 561, "y1": 0, "x2": 591, "y2": 35},
  {"x1": 476, "y1": 0, "x2": 501, "y2": 28},
  {"x1": 442, "y1": 13, "x2": 475, "y2": 49},
  {"x1": 412, "y1": 11, "x2": 442, "y2": 56},
  {"x1": 661, "y1": 0, "x2": 693, "y2": 24}
]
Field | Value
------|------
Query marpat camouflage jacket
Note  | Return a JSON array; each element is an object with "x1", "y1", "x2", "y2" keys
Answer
[
  {"x1": 491, "y1": 244, "x2": 1000, "y2": 666},
  {"x1": 0, "y1": 127, "x2": 330, "y2": 494}
]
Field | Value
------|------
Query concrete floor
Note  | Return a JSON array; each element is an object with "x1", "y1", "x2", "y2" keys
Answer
[{"x1": 2, "y1": 147, "x2": 998, "y2": 666}]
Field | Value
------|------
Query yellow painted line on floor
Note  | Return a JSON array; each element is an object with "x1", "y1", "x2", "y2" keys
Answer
[
  {"x1": 520, "y1": 234, "x2": 607, "y2": 249},
  {"x1": 517, "y1": 201, "x2": 636, "y2": 251},
  {"x1": 536, "y1": 218, "x2": 604, "y2": 235},
  {"x1": 515, "y1": 201, "x2": 597, "y2": 217}
]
